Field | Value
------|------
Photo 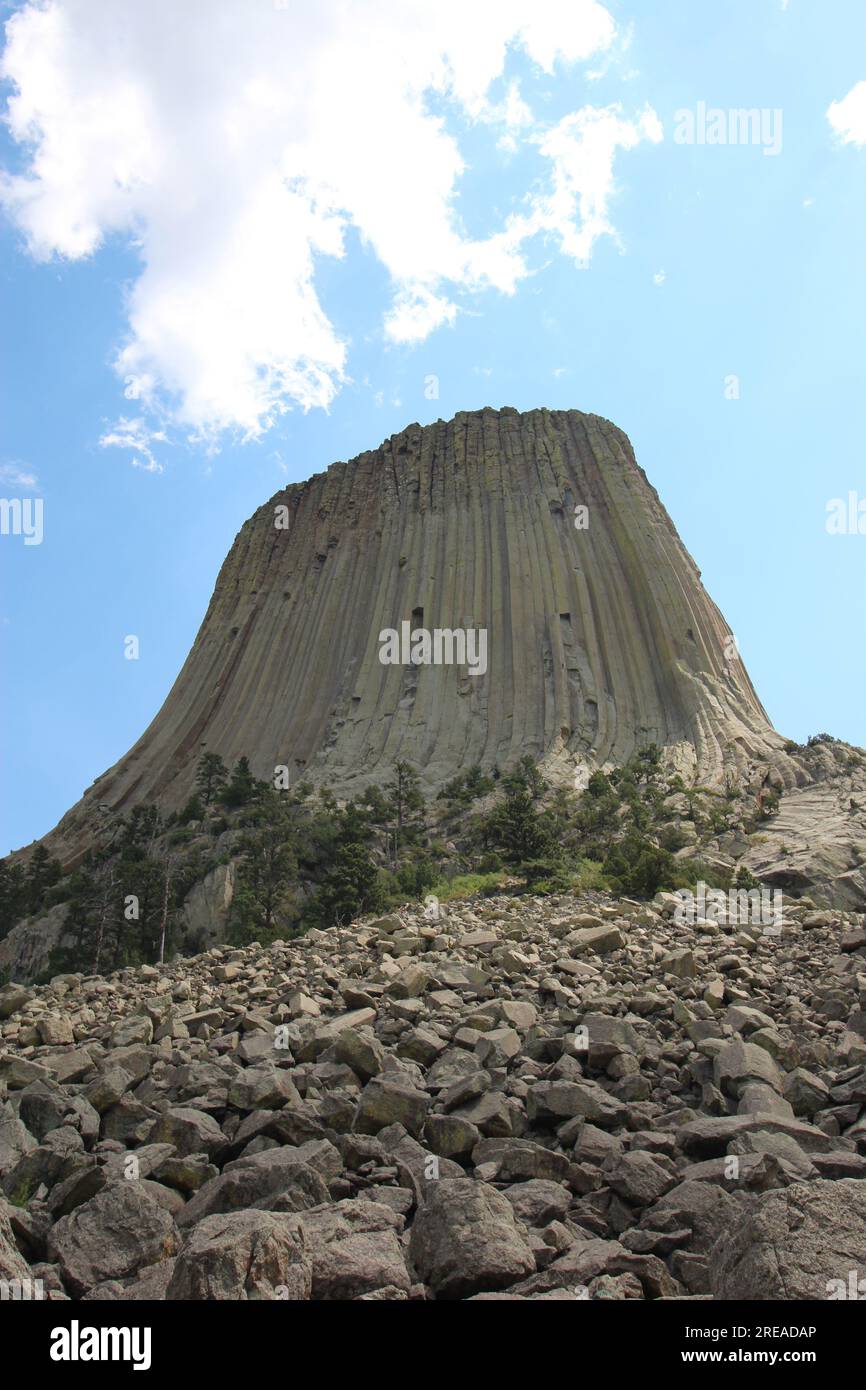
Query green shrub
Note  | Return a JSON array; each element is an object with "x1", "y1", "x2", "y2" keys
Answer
[
  {"x1": 658, "y1": 824, "x2": 690, "y2": 853},
  {"x1": 604, "y1": 835, "x2": 677, "y2": 898},
  {"x1": 434, "y1": 872, "x2": 507, "y2": 901}
]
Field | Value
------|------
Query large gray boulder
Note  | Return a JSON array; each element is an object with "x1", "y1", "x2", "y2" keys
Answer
[
  {"x1": 715, "y1": 1038, "x2": 784, "y2": 1097},
  {"x1": 145, "y1": 1106, "x2": 226, "y2": 1159},
  {"x1": 710, "y1": 1180, "x2": 866, "y2": 1300},
  {"x1": 47, "y1": 1184, "x2": 179, "y2": 1295},
  {"x1": 0, "y1": 1201, "x2": 34, "y2": 1285},
  {"x1": 353, "y1": 1076, "x2": 430, "y2": 1138},
  {"x1": 166, "y1": 1210, "x2": 311, "y2": 1300},
  {"x1": 409, "y1": 1178, "x2": 534, "y2": 1299},
  {"x1": 177, "y1": 1148, "x2": 329, "y2": 1226},
  {"x1": 298, "y1": 1199, "x2": 410, "y2": 1300},
  {"x1": 0, "y1": 1104, "x2": 37, "y2": 1178}
]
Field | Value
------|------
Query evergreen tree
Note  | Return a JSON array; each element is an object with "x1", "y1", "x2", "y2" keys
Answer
[
  {"x1": 87, "y1": 861, "x2": 118, "y2": 976},
  {"x1": 386, "y1": 760, "x2": 425, "y2": 860},
  {"x1": 179, "y1": 793, "x2": 205, "y2": 824},
  {"x1": 156, "y1": 853, "x2": 175, "y2": 965},
  {"x1": 313, "y1": 802, "x2": 384, "y2": 927},
  {"x1": 314, "y1": 841, "x2": 384, "y2": 927},
  {"x1": 25, "y1": 845, "x2": 62, "y2": 915},
  {"x1": 196, "y1": 751, "x2": 228, "y2": 805},
  {"x1": 463, "y1": 764, "x2": 495, "y2": 801},
  {"x1": 359, "y1": 783, "x2": 390, "y2": 824},
  {"x1": 221, "y1": 756, "x2": 257, "y2": 809},
  {"x1": 120, "y1": 804, "x2": 162, "y2": 856},
  {"x1": 49, "y1": 860, "x2": 101, "y2": 974},
  {"x1": 485, "y1": 784, "x2": 554, "y2": 867},
  {"x1": 603, "y1": 833, "x2": 675, "y2": 898},
  {"x1": 502, "y1": 755, "x2": 546, "y2": 799},
  {"x1": 228, "y1": 789, "x2": 299, "y2": 943},
  {"x1": 438, "y1": 764, "x2": 494, "y2": 807},
  {"x1": 734, "y1": 863, "x2": 760, "y2": 890},
  {"x1": 109, "y1": 850, "x2": 167, "y2": 969},
  {"x1": 0, "y1": 859, "x2": 27, "y2": 941}
]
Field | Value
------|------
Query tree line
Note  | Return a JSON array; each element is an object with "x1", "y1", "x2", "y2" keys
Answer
[{"x1": 0, "y1": 744, "x2": 765, "y2": 980}]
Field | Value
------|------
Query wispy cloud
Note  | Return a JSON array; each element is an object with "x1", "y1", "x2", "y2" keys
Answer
[
  {"x1": 0, "y1": 461, "x2": 39, "y2": 490},
  {"x1": 99, "y1": 417, "x2": 166, "y2": 473}
]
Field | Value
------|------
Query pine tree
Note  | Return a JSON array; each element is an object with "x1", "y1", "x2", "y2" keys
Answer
[
  {"x1": 228, "y1": 789, "x2": 298, "y2": 943},
  {"x1": 157, "y1": 853, "x2": 174, "y2": 965},
  {"x1": 312, "y1": 801, "x2": 385, "y2": 927},
  {"x1": 385, "y1": 761, "x2": 425, "y2": 862},
  {"x1": 25, "y1": 845, "x2": 62, "y2": 915},
  {"x1": 359, "y1": 784, "x2": 390, "y2": 824},
  {"x1": 221, "y1": 756, "x2": 258, "y2": 809},
  {"x1": 486, "y1": 785, "x2": 553, "y2": 866},
  {"x1": 90, "y1": 861, "x2": 118, "y2": 976},
  {"x1": 196, "y1": 751, "x2": 228, "y2": 806},
  {"x1": 0, "y1": 859, "x2": 27, "y2": 942},
  {"x1": 603, "y1": 833, "x2": 675, "y2": 898},
  {"x1": 179, "y1": 793, "x2": 205, "y2": 824},
  {"x1": 48, "y1": 861, "x2": 101, "y2": 974},
  {"x1": 314, "y1": 841, "x2": 384, "y2": 927},
  {"x1": 502, "y1": 755, "x2": 546, "y2": 799}
]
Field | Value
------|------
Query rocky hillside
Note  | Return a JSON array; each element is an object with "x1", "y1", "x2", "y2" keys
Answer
[{"x1": 2, "y1": 888, "x2": 866, "y2": 1301}]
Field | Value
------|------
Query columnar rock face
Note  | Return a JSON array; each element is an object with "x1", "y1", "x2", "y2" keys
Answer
[{"x1": 48, "y1": 407, "x2": 788, "y2": 859}]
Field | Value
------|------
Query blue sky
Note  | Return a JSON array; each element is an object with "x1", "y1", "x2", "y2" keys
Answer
[{"x1": 1, "y1": 0, "x2": 865, "y2": 855}]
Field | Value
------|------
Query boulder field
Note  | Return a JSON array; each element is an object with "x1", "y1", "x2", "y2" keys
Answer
[{"x1": 2, "y1": 888, "x2": 866, "y2": 1301}]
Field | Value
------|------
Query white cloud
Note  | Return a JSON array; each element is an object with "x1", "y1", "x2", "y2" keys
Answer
[
  {"x1": 827, "y1": 81, "x2": 866, "y2": 147},
  {"x1": 1, "y1": 0, "x2": 659, "y2": 442},
  {"x1": 0, "y1": 462, "x2": 39, "y2": 489},
  {"x1": 653, "y1": 269, "x2": 666, "y2": 285},
  {"x1": 497, "y1": 104, "x2": 663, "y2": 267},
  {"x1": 99, "y1": 416, "x2": 166, "y2": 473},
  {"x1": 385, "y1": 288, "x2": 458, "y2": 345}
]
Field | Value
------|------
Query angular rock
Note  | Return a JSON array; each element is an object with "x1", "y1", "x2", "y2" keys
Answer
[
  {"x1": 409, "y1": 1179, "x2": 535, "y2": 1299},
  {"x1": 178, "y1": 1148, "x2": 329, "y2": 1227},
  {"x1": 711, "y1": 1180, "x2": 866, "y2": 1300},
  {"x1": 354, "y1": 1077, "x2": 430, "y2": 1139},
  {"x1": 167, "y1": 1210, "x2": 311, "y2": 1301},
  {"x1": 48, "y1": 1184, "x2": 178, "y2": 1295}
]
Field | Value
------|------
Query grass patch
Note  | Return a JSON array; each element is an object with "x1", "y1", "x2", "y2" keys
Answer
[{"x1": 433, "y1": 871, "x2": 508, "y2": 901}]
